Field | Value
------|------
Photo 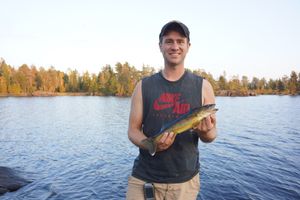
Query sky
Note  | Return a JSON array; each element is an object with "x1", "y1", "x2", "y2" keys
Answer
[{"x1": 0, "y1": 0, "x2": 299, "y2": 80}]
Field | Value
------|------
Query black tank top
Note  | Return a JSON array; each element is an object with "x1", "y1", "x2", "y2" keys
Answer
[{"x1": 132, "y1": 70, "x2": 203, "y2": 183}]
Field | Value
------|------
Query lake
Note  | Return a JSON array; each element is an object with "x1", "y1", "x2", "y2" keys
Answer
[{"x1": 0, "y1": 96, "x2": 299, "y2": 200}]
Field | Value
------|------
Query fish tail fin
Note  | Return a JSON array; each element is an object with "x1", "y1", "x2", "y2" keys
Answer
[{"x1": 141, "y1": 138, "x2": 157, "y2": 156}]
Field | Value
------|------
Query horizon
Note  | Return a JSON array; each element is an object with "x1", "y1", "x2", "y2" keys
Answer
[{"x1": 1, "y1": 0, "x2": 299, "y2": 80}]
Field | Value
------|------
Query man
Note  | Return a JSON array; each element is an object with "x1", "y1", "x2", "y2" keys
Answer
[{"x1": 126, "y1": 20, "x2": 217, "y2": 200}]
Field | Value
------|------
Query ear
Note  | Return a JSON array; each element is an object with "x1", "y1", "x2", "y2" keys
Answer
[
  {"x1": 187, "y1": 42, "x2": 191, "y2": 52},
  {"x1": 159, "y1": 42, "x2": 163, "y2": 52}
]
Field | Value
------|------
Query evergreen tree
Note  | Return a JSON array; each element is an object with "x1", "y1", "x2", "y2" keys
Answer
[
  {"x1": 297, "y1": 73, "x2": 300, "y2": 93},
  {"x1": 277, "y1": 79, "x2": 285, "y2": 92},
  {"x1": 0, "y1": 58, "x2": 299, "y2": 96},
  {"x1": 241, "y1": 76, "x2": 249, "y2": 90},
  {"x1": 67, "y1": 69, "x2": 79, "y2": 92},
  {"x1": 218, "y1": 75, "x2": 227, "y2": 90},
  {"x1": 289, "y1": 71, "x2": 297, "y2": 95}
]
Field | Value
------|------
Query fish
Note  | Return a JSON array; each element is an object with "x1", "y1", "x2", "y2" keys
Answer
[{"x1": 141, "y1": 104, "x2": 218, "y2": 156}]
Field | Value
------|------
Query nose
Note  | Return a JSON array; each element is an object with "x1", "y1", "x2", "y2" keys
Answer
[{"x1": 170, "y1": 42, "x2": 179, "y2": 50}]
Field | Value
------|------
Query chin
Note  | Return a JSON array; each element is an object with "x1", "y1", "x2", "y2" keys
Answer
[{"x1": 167, "y1": 60, "x2": 182, "y2": 66}]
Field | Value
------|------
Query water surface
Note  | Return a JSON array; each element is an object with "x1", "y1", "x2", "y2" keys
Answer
[{"x1": 0, "y1": 96, "x2": 299, "y2": 199}]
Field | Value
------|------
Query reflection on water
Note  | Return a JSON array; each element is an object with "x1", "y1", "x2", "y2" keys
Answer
[{"x1": 0, "y1": 96, "x2": 299, "y2": 200}]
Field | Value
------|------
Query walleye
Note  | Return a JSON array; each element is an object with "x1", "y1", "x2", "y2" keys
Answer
[{"x1": 141, "y1": 104, "x2": 218, "y2": 156}]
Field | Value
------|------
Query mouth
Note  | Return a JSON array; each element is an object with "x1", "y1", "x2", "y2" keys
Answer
[{"x1": 169, "y1": 53, "x2": 180, "y2": 57}]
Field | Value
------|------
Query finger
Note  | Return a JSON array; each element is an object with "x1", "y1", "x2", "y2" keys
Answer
[
  {"x1": 163, "y1": 132, "x2": 175, "y2": 148},
  {"x1": 205, "y1": 117, "x2": 210, "y2": 124},
  {"x1": 167, "y1": 132, "x2": 175, "y2": 143},
  {"x1": 211, "y1": 113, "x2": 216, "y2": 120},
  {"x1": 202, "y1": 118, "x2": 208, "y2": 129},
  {"x1": 194, "y1": 121, "x2": 203, "y2": 129},
  {"x1": 157, "y1": 132, "x2": 173, "y2": 151},
  {"x1": 210, "y1": 114, "x2": 217, "y2": 125},
  {"x1": 159, "y1": 132, "x2": 169, "y2": 144},
  {"x1": 163, "y1": 132, "x2": 173, "y2": 144},
  {"x1": 206, "y1": 117, "x2": 213, "y2": 127},
  {"x1": 199, "y1": 117, "x2": 210, "y2": 132},
  {"x1": 170, "y1": 132, "x2": 175, "y2": 140}
]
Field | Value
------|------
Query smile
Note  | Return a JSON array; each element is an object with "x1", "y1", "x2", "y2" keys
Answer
[{"x1": 169, "y1": 53, "x2": 180, "y2": 56}]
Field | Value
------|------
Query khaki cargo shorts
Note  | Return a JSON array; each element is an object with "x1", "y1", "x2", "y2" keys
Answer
[{"x1": 126, "y1": 173, "x2": 200, "y2": 200}]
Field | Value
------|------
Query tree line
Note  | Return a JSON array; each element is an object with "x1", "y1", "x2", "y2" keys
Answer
[{"x1": 0, "y1": 58, "x2": 299, "y2": 96}]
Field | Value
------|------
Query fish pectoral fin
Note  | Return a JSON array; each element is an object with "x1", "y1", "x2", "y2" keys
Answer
[{"x1": 141, "y1": 137, "x2": 157, "y2": 156}]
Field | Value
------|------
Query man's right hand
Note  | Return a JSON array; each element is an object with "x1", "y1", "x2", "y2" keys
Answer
[{"x1": 156, "y1": 132, "x2": 176, "y2": 152}]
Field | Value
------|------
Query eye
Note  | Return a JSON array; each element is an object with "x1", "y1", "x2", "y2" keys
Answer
[
  {"x1": 177, "y1": 40, "x2": 185, "y2": 45},
  {"x1": 165, "y1": 40, "x2": 173, "y2": 44}
]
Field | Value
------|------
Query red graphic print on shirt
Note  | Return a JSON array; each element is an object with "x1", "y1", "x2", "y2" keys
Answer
[{"x1": 153, "y1": 93, "x2": 190, "y2": 115}]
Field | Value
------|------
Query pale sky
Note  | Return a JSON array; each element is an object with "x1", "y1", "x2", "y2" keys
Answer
[{"x1": 1, "y1": 0, "x2": 299, "y2": 80}]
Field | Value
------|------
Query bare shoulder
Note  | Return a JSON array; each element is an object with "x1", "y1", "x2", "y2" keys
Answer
[
  {"x1": 132, "y1": 80, "x2": 142, "y2": 98},
  {"x1": 202, "y1": 79, "x2": 215, "y2": 104},
  {"x1": 129, "y1": 80, "x2": 143, "y2": 129},
  {"x1": 130, "y1": 80, "x2": 143, "y2": 119}
]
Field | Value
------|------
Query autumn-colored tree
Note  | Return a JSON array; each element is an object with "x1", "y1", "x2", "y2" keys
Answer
[
  {"x1": 66, "y1": 69, "x2": 79, "y2": 92},
  {"x1": 98, "y1": 65, "x2": 117, "y2": 95},
  {"x1": 35, "y1": 71, "x2": 43, "y2": 91},
  {"x1": 0, "y1": 58, "x2": 299, "y2": 96},
  {"x1": 228, "y1": 75, "x2": 242, "y2": 92},
  {"x1": 0, "y1": 76, "x2": 7, "y2": 93},
  {"x1": 80, "y1": 71, "x2": 91, "y2": 92},
  {"x1": 0, "y1": 59, "x2": 12, "y2": 93},
  {"x1": 256, "y1": 78, "x2": 267, "y2": 94},
  {"x1": 8, "y1": 68, "x2": 22, "y2": 94},
  {"x1": 217, "y1": 75, "x2": 227, "y2": 90},
  {"x1": 192, "y1": 69, "x2": 217, "y2": 91},
  {"x1": 297, "y1": 73, "x2": 300, "y2": 93},
  {"x1": 141, "y1": 65, "x2": 156, "y2": 78},
  {"x1": 288, "y1": 71, "x2": 298, "y2": 95},
  {"x1": 14, "y1": 65, "x2": 30, "y2": 93},
  {"x1": 57, "y1": 71, "x2": 65, "y2": 92},
  {"x1": 47, "y1": 66, "x2": 59, "y2": 92},
  {"x1": 89, "y1": 73, "x2": 98, "y2": 94},
  {"x1": 115, "y1": 62, "x2": 138, "y2": 96}
]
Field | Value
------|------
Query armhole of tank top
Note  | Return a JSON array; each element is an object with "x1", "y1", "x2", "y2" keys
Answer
[
  {"x1": 141, "y1": 79, "x2": 146, "y2": 124},
  {"x1": 199, "y1": 76, "x2": 203, "y2": 107}
]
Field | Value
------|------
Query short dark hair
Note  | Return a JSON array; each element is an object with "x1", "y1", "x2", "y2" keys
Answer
[{"x1": 159, "y1": 20, "x2": 190, "y2": 43}]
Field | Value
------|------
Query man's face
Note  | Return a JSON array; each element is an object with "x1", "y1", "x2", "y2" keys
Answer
[{"x1": 159, "y1": 31, "x2": 190, "y2": 67}]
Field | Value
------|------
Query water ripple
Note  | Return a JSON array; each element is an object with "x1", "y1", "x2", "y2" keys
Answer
[{"x1": 0, "y1": 96, "x2": 299, "y2": 199}]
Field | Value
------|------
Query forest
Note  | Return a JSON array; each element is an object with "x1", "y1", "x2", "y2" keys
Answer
[{"x1": 0, "y1": 58, "x2": 299, "y2": 97}]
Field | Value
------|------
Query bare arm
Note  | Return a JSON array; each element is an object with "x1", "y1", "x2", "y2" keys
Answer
[
  {"x1": 128, "y1": 81, "x2": 175, "y2": 151},
  {"x1": 128, "y1": 81, "x2": 148, "y2": 148},
  {"x1": 194, "y1": 79, "x2": 217, "y2": 143}
]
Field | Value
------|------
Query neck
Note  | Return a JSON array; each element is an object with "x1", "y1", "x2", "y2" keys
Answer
[{"x1": 162, "y1": 64, "x2": 185, "y2": 81}]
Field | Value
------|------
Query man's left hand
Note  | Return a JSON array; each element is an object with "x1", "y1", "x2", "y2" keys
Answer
[{"x1": 193, "y1": 114, "x2": 217, "y2": 142}]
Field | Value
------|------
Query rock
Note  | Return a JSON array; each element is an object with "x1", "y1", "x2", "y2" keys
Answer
[
  {"x1": 216, "y1": 90, "x2": 257, "y2": 97},
  {"x1": 0, "y1": 166, "x2": 31, "y2": 195}
]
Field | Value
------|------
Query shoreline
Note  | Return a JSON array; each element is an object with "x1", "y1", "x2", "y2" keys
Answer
[
  {"x1": 0, "y1": 91, "x2": 298, "y2": 97},
  {"x1": 0, "y1": 92, "x2": 91, "y2": 97},
  {"x1": 0, "y1": 91, "x2": 131, "y2": 97}
]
